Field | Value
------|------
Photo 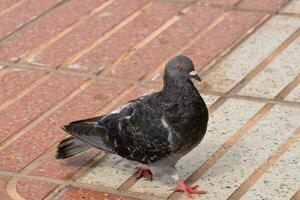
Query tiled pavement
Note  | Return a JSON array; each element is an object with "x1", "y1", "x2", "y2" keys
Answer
[{"x1": 0, "y1": 0, "x2": 299, "y2": 199}]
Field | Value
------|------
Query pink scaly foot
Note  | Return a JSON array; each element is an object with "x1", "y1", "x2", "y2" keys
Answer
[
  {"x1": 135, "y1": 167, "x2": 153, "y2": 181},
  {"x1": 174, "y1": 179, "x2": 207, "y2": 198}
]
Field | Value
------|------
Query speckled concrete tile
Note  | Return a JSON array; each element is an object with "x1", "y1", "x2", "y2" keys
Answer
[
  {"x1": 238, "y1": 36, "x2": 300, "y2": 99},
  {"x1": 282, "y1": 0, "x2": 300, "y2": 14},
  {"x1": 76, "y1": 95, "x2": 219, "y2": 189},
  {"x1": 285, "y1": 84, "x2": 300, "y2": 103},
  {"x1": 182, "y1": 105, "x2": 300, "y2": 200},
  {"x1": 129, "y1": 99, "x2": 264, "y2": 198},
  {"x1": 77, "y1": 154, "x2": 136, "y2": 188},
  {"x1": 200, "y1": 15, "x2": 300, "y2": 93},
  {"x1": 241, "y1": 137, "x2": 300, "y2": 200}
]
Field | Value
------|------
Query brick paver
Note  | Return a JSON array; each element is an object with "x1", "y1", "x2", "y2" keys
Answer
[{"x1": 0, "y1": 0, "x2": 299, "y2": 199}]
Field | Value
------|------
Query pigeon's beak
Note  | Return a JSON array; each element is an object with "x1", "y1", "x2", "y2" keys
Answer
[{"x1": 189, "y1": 71, "x2": 201, "y2": 82}]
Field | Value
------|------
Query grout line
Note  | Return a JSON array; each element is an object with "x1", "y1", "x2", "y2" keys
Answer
[
  {"x1": 140, "y1": 11, "x2": 228, "y2": 81},
  {"x1": 0, "y1": 0, "x2": 69, "y2": 43},
  {"x1": 291, "y1": 189, "x2": 300, "y2": 200},
  {"x1": 0, "y1": 0, "x2": 23, "y2": 17},
  {"x1": 55, "y1": 1, "x2": 153, "y2": 69},
  {"x1": 168, "y1": 71, "x2": 300, "y2": 200},
  {"x1": 0, "y1": 74, "x2": 49, "y2": 112},
  {"x1": 226, "y1": 74, "x2": 300, "y2": 199},
  {"x1": 228, "y1": 127, "x2": 300, "y2": 200},
  {"x1": 19, "y1": 0, "x2": 115, "y2": 62},
  {"x1": 225, "y1": 27, "x2": 300, "y2": 96},
  {"x1": 200, "y1": 13, "x2": 270, "y2": 76},
  {"x1": 1, "y1": 61, "x2": 300, "y2": 108},
  {"x1": 99, "y1": 0, "x2": 202, "y2": 76}
]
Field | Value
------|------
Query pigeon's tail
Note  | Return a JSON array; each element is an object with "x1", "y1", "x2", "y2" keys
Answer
[
  {"x1": 55, "y1": 136, "x2": 92, "y2": 159},
  {"x1": 57, "y1": 117, "x2": 114, "y2": 159}
]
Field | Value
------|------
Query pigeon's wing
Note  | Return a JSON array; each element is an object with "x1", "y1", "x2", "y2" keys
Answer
[{"x1": 106, "y1": 98, "x2": 183, "y2": 164}]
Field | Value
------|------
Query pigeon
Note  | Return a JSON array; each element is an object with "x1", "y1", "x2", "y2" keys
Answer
[{"x1": 56, "y1": 55, "x2": 209, "y2": 197}]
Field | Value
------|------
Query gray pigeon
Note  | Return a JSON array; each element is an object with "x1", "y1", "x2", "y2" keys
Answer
[{"x1": 56, "y1": 55, "x2": 208, "y2": 196}]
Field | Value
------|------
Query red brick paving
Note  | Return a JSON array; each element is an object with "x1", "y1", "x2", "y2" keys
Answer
[
  {"x1": 0, "y1": 0, "x2": 297, "y2": 199},
  {"x1": 58, "y1": 187, "x2": 139, "y2": 200},
  {"x1": 0, "y1": 0, "x2": 19, "y2": 11},
  {"x1": 16, "y1": 179, "x2": 56, "y2": 200},
  {"x1": 0, "y1": 68, "x2": 45, "y2": 105},
  {"x1": 0, "y1": 79, "x2": 129, "y2": 172},
  {"x1": 65, "y1": 1, "x2": 186, "y2": 74},
  {"x1": 0, "y1": 74, "x2": 85, "y2": 143},
  {"x1": 30, "y1": 0, "x2": 147, "y2": 68},
  {"x1": 110, "y1": 6, "x2": 222, "y2": 80},
  {"x1": 0, "y1": 0, "x2": 62, "y2": 40},
  {"x1": 0, "y1": 0, "x2": 105, "y2": 61},
  {"x1": 238, "y1": 0, "x2": 287, "y2": 11}
]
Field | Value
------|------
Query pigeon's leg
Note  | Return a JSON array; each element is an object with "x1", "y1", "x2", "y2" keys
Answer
[
  {"x1": 167, "y1": 167, "x2": 207, "y2": 198},
  {"x1": 135, "y1": 166, "x2": 153, "y2": 181}
]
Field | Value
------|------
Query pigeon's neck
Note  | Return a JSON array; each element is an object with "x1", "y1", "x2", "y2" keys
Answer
[{"x1": 162, "y1": 77, "x2": 199, "y2": 99}]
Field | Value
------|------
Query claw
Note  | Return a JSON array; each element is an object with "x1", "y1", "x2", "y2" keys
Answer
[
  {"x1": 174, "y1": 179, "x2": 207, "y2": 198},
  {"x1": 135, "y1": 167, "x2": 153, "y2": 181}
]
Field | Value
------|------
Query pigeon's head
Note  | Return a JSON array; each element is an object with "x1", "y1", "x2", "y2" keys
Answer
[{"x1": 164, "y1": 55, "x2": 201, "y2": 84}]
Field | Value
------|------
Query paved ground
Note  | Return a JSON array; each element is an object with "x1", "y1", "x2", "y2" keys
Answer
[{"x1": 0, "y1": 0, "x2": 299, "y2": 199}]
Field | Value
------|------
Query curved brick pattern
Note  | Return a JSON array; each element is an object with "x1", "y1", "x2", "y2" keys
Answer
[
  {"x1": 151, "y1": 10, "x2": 266, "y2": 83},
  {"x1": 285, "y1": 84, "x2": 300, "y2": 103},
  {"x1": 238, "y1": 0, "x2": 288, "y2": 11},
  {"x1": 24, "y1": 80, "x2": 129, "y2": 179},
  {"x1": 282, "y1": 0, "x2": 300, "y2": 14},
  {"x1": 0, "y1": 0, "x2": 105, "y2": 61},
  {"x1": 0, "y1": 0, "x2": 19, "y2": 11},
  {"x1": 0, "y1": 177, "x2": 12, "y2": 200},
  {"x1": 0, "y1": 0, "x2": 62, "y2": 40},
  {"x1": 130, "y1": 99, "x2": 263, "y2": 198},
  {"x1": 16, "y1": 179, "x2": 56, "y2": 200},
  {"x1": 109, "y1": 6, "x2": 222, "y2": 80},
  {"x1": 57, "y1": 187, "x2": 138, "y2": 200},
  {"x1": 184, "y1": 105, "x2": 300, "y2": 200},
  {"x1": 66, "y1": 2, "x2": 185, "y2": 73},
  {"x1": 0, "y1": 68, "x2": 45, "y2": 105},
  {"x1": 29, "y1": 0, "x2": 147, "y2": 68},
  {"x1": 200, "y1": 15, "x2": 300, "y2": 93},
  {"x1": 0, "y1": 74, "x2": 85, "y2": 143},
  {"x1": 239, "y1": 36, "x2": 300, "y2": 99},
  {"x1": 0, "y1": 79, "x2": 129, "y2": 173},
  {"x1": 242, "y1": 137, "x2": 300, "y2": 200}
]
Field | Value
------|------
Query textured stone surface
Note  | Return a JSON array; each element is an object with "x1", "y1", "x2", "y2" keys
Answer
[
  {"x1": 200, "y1": 15, "x2": 300, "y2": 93},
  {"x1": 242, "y1": 137, "x2": 300, "y2": 200},
  {"x1": 282, "y1": 0, "x2": 300, "y2": 14},
  {"x1": 185, "y1": 105, "x2": 300, "y2": 200},
  {"x1": 239, "y1": 36, "x2": 300, "y2": 99},
  {"x1": 239, "y1": 0, "x2": 287, "y2": 11}
]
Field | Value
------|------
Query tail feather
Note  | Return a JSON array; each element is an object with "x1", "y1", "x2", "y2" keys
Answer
[
  {"x1": 56, "y1": 116, "x2": 114, "y2": 160},
  {"x1": 56, "y1": 136, "x2": 92, "y2": 159}
]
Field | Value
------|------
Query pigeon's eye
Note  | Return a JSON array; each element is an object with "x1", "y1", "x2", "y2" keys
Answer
[{"x1": 177, "y1": 65, "x2": 184, "y2": 72}]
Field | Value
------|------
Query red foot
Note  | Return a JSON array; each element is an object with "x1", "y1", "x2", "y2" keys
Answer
[
  {"x1": 174, "y1": 179, "x2": 207, "y2": 198},
  {"x1": 135, "y1": 167, "x2": 153, "y2": 181}
]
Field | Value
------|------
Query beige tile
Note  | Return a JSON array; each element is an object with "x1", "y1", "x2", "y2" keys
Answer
[
  {"x1": 201, "y1": 15, "x2": 300, "y2": 93},
  {"x1": 130, "y1": 99, "x2": 264, "y2": 197},
  {"x1": 182, "y1": 105, "x2": 300, "y2": 200},
  {"x1": 238, "y1": 36, "x2": 300, "y2": 99},
  {"x1": 77, "y1": 154, "x2": 135, "y2": 188},
  {"x1": 242, "y1": 137, "x2": 300, "y2": 200},
  {"x1": 282, "y1": 0, "x2": 300, "y2": 14}
]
